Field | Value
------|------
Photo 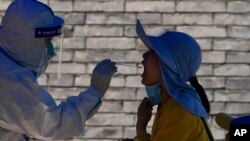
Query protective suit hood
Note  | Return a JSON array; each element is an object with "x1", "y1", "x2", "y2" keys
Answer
[{"x1": 0, "y1": 0, "x2": 64, "y2": 77}]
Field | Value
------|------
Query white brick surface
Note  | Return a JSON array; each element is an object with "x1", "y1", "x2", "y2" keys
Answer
[
  {"x1": 116, "y1": 63, "x2": 137, "y2": 74},
  {"x1": 214, "y1": 14, "x2": 250, "y2": 26},
  {"x1": 104, "y1": 88, "x2": 136, "y2": 100},
  {"x1": 48, "y1": 88, "x2": 84, "y2": 100},
  {"x1": 163, "y1": 14, "x2": 212, "y2": 25},
  {"x1": 74, "y1": 50, "x2": 143, "y2": 63},
  {"x1": 197, "y1": 64, "x2": 213, "y2": 76},
  {"x1": 62, "y1": 38, "x2": 86, "y2": 49},
  {"x1": 228, "y1": 1, "x2": 250, "y2": 13},
  {"x1": 86, "y1": 63, "x2": 96, "y2": 74},
  {"x1": 126, "y1": 76, "x2": 144, "y2": 88},
  {"x1": 64, "y1": 13, "x2": 85, "y2": 25},
  {"x1": 135, "y1": 115, "x2": 156, "y2": 127},
  {"x1": 48, "y1": 74, "x2": 74, "y2": 87},
  {"x1": 1, "y1": 0, "x2": 249, "y2": 140},
  {"x1": 78, "y1": 139, "x2": 115, "y2": 141},
  {"x1": 110, "y1": 76, "x2": 126, "y2": 87},
  {"x1": 205, "y1": 90, "x2": 214, "y2": 102},
  {"x1": 39, "y1": 0, "x2": 48, "y2": 5},
  {"x1": 210, "y1": 119, "x2": 227, "y2": 140},
  {"x1": 214, "y1": 90, "x2": 250, "y2": 102},
  {"x1": 202, "y1": 51, "x2": 226, "y2": 63},
  {"x1": 83, "y1": 126, "x2": 123, "y2": 138},
  {"x1": 136, "y1": 38, "x2": 148, "y2": 50},
  {"x1": 123, "y1": 127, "x2": 152, "y2": 139},
  {"x1": 226, "y1": 52, "x2": 250, "y2": 63},
  {"x1": 137, "y1": 13, "x2": 161, "y2": 25},
  {"x1": 86, "y1": 13, "x2": 136, "y2": 25},
  {"x1": 123, "y1": 101, "x2": 140, "y2": 113},
  {"x1": 125, "y1": 26, "x2": 174, "y2": 37},
  {"x1": 210, "y1": 102, "x2": 225, "y2": 114},
  {"x1": 177, "y1": 26, "x2": 226, "y2": 38},
  {"x1": 228, "y1": 26, "x2": 250, "y2": 38},
  {"x1": 198, "y1": 77, "x2": 225, "y2": 89},
  {"x1": 74, "y1": 0, "x2": 124, "y2": 12},
  {"x1": 49, "y1": 0, "x2": 73, "y2": 12},
  {"x1": 226, "y1": 77, "x2": 250, "y2": 90},
  {"x1": 63, "y1": 25, "x2": 74, "y2": 37},
  {"x1": 126, "y1": 1, "x2": 175, "y2": 12},
  {"x1": 75, "y1": 74, "x2": 91, "y2": 86},
  {"x1": 99, "y1": 101, "x2": 123, "y2": 112},
  {"x1": 52, "y1": 50, "x2": 74, "y2": 62},
  {"x1": 59, "y1": 139, "x2": 112, "y2": 141},
  {"x1": 46, "y1": 63, "x2": 86, "y2": 74},
  {"x1": 124, "y1": 127, "x2": 136, "y2": 138},
  {"x1": 136, "y1": 88, "x2": 147, "y2": 100},
  {"x1": 214, "y1": 39, "x2": 250, "y2": 51},
  {"x1": 86, "y1": 38, "x2": 135, "y2": 50},
  {"x1": 74, "y1": 26, "x2": 123, "y2": 37},
  {"x1": 225, "y1": 103, "x2": 250, "y2": 114},
  {"x1": 214, "y1": 64, "x2": 250, "y2": 76},
  {"x1": 176, "y1": 1, "x2": 226, "y2": 12},
  {"x1": 86, "y1": 114, "x2": 134, "y2": 126},
  {"x1": 37, "y1": 74, "x2": 47, "y2": 86}
]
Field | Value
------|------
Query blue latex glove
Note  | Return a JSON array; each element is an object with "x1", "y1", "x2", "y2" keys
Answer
[{"x1": 90, "y1": 59, "x2": 117, "y2": 97}]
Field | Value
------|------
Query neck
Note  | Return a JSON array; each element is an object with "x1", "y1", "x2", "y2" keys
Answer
[{"x1": 159, "y1": 82, "x2": 171, "y2": 108}]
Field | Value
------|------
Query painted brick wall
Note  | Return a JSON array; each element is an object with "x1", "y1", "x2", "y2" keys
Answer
[{"x1": 1, "y1": 0, "x2": 250, "y2": 141}]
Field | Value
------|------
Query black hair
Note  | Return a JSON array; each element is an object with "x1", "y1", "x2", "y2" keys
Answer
[{"x1": 189, "y1": 76, "x2": 210, "y2": 113}]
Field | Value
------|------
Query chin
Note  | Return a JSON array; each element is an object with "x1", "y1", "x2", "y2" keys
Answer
[
  {"x1": 141, "y1": 78, "x2": 151, "y2": 86},
  {"x1": 141, "y1": 77, "x2": 146, "y2": 85},
  {"x1": 141, "y1": 80, "x2": 146, "y2": 85}
]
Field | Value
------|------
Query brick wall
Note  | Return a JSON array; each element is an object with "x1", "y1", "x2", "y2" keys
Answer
[{"x1": 1, "y1": 0, "x2": 250, "y2": 141}]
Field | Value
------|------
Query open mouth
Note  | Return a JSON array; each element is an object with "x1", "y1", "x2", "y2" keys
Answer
[{"x1": 141, "y1": 64, "x2": 145, "y2": 77}]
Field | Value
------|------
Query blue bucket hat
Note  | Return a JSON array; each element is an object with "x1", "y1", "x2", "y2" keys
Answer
[{"x1": 136, "y1": 20, "x2": 208, "y2": 118}]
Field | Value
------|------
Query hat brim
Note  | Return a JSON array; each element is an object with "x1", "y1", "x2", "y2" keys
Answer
[
  {"x1": 215, "y1": 113, "x2": 233, "y2": 130},
  {"x1": 35, "y1": 16, "x2": 64, "y2": 38},
  {"x1": 136, "y1": 19, "x2": 178, "y2": 74},
  {"x1": 53, "y1": 16, "x2": 64, "y2": 27}
]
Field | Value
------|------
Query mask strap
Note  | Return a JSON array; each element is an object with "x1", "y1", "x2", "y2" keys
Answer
[{"x1": 57, "y1": 33, "x2": 63, "y2": 79}]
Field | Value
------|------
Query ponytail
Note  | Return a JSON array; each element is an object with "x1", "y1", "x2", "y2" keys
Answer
[{"x1": 189, "y1": 76, "x2": 210, "y2": 114}]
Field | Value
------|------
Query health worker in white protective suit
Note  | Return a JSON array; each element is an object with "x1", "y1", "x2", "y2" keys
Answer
[{"x1": 0, "y1": 0, "x2": 117, "y2": 140}]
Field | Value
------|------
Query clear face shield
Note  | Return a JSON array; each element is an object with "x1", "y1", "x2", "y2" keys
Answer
[{"x1": 35, "y1": 24, "x2": 64, "y2": 79}]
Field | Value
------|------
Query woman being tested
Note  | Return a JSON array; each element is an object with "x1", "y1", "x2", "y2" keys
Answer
[{"x1": 123, "y1": 20, "x2": 213, "y2": 141}]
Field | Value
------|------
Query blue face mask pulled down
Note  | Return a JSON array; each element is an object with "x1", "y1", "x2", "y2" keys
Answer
[{"x1": 145, "y1": 83, "x2": 161, "y2": 105}]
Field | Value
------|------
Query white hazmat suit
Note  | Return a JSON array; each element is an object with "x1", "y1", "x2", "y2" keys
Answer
[{"x1": 0, "y1": 0, "x2": 117, "y2": 140}]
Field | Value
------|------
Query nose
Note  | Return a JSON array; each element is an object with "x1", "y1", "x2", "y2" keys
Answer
[
  {"x1": 141, "y1": 59, "x2": 145, "y2": 65},
  {"x1": 142, "y1": 53, "x2": 146, "y2": 59}
]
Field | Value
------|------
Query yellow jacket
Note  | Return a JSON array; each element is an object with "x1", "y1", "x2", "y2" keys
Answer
[{"x1": 136, "y1": 98, "x2": 210, "y2": 141}]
